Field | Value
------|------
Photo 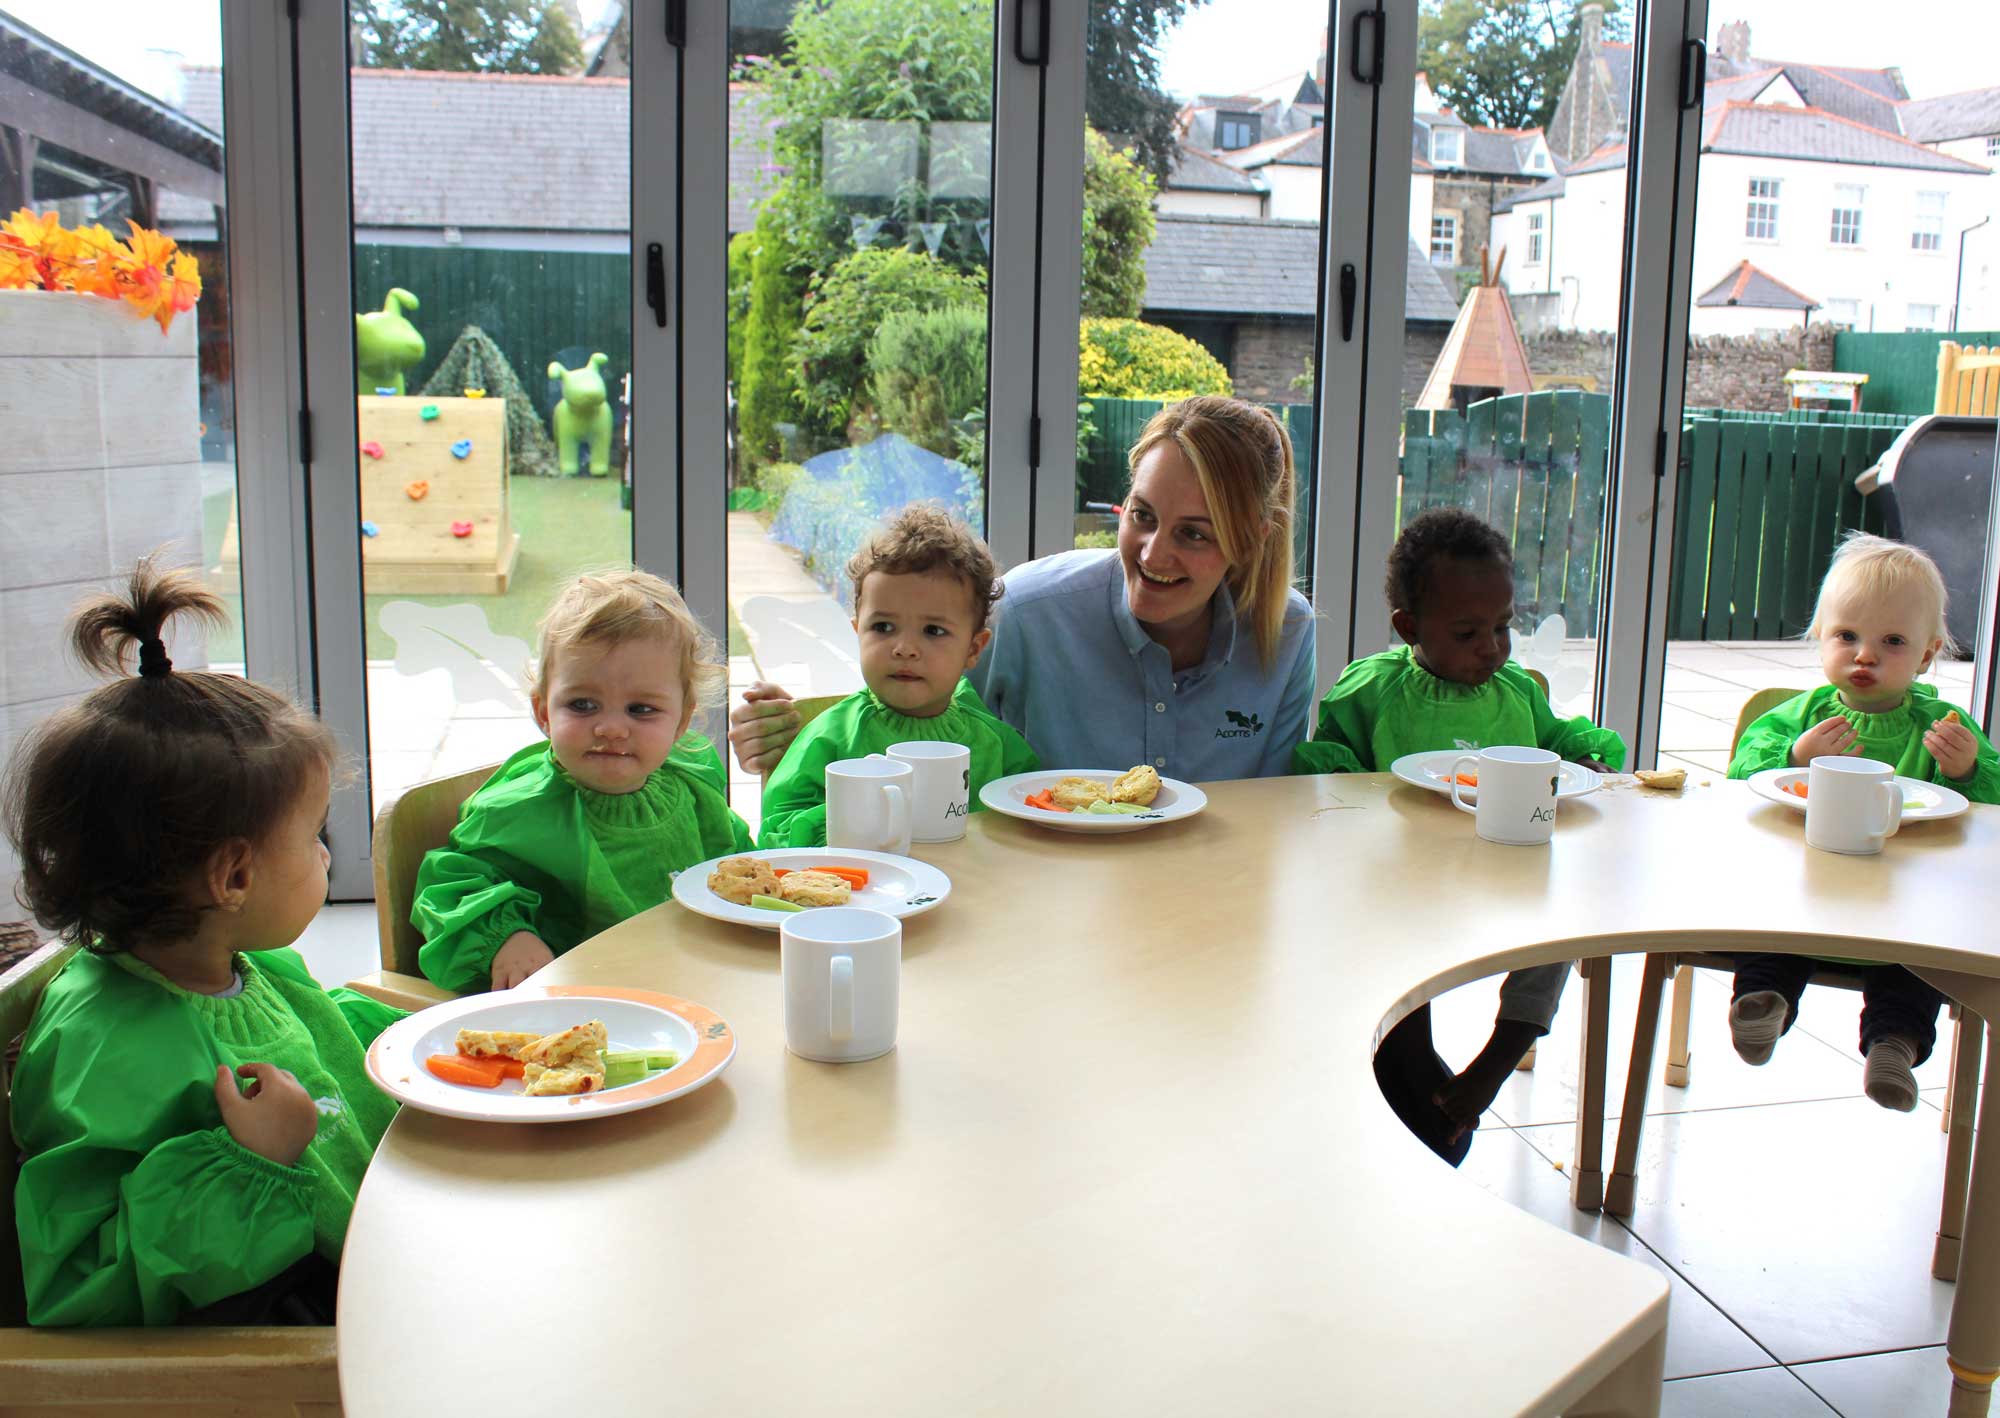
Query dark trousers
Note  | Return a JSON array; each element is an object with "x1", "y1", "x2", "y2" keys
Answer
[
  {"x1": 1732, "y1": 954, "x2": 1947, "y2": 1065},
  {"x1": 1373, "y1": 1004, "x2": 1473, "y2": 1168},
  {"x1": 182, "y1": 1253, "x2": 339, "y2": 1326}
]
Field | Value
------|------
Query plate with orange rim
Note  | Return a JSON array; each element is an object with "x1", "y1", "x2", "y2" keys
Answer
[
  {"x1": 1390, "y1": 750, "x2": 1603, "y2": 803},
  {"x1": 364, "y1": 985, "x2": 735, "y2": 1123},
  {"x1": 1747, "y1": 767, "x2": 1969, "y2": 822}
]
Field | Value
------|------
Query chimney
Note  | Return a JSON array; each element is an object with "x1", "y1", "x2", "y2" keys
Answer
[
  {"x1": 1316, "y1": 28, "x2": 1328, "y2": 92},
  {"x1": 1578, "y1": 3, "x2": 1603, "y2": 52},
  {"x1": 1717, "y1": 20, "x2": 1752, "y2": 68}
]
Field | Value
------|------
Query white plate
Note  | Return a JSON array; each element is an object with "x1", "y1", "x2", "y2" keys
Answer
[
  {"x1": 1748, "y1": 767, "x2": 1970, "y2": 822},
  {"x1": 365, "y1": 986, "x2": 734, "y2": 1124},
  {"x1": 1390, "y1": 750, "x2": 1604, "y2": 802},
  {"x1": 671, "y1": 847, "x2": 951, "y2": 932},
  {"x1": 978, "y1": 769, "x2": 1209, "y2": 834}
]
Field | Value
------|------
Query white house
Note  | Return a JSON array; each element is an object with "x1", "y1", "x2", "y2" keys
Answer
[{"x1": 1902, "y1": 88, "x2": 2000, "y2": 328}]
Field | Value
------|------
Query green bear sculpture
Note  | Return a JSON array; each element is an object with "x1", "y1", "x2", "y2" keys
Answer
[
  {"x1": 549, "y1": 352, "x2": 612, "y2": 476},
  {"x1": 356, "y1": 289, "x2": 425, "y2": 396}
]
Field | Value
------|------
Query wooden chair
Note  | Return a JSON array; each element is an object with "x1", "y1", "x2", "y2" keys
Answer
[
  {"x1": 344, "y1": 764, "x2": 503, "y2": 1011},
  {"x1": 0, "y1": 940, "x2": 341, "y2": 1416},
  {"x1": 1514, "y1": 666, "x2": 1552, "y2": 1075},
  {"x1": 1584, "y1": 688, "x2": 1979, "y2": 1283},
  {"x1": 751, "y1": 694, "x2": 846, "y2": 782},
  {"x1": 1935, "y1": 340, "x2": 2000, "y2": 417}
]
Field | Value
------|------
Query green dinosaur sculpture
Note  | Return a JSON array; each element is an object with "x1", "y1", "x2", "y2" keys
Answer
[
  {"x1": 356, "y1": 288, "x2": 425, "y2": 396},
  {"x1": 549, "y1": 352, "x2": 612, "y2": 476}
]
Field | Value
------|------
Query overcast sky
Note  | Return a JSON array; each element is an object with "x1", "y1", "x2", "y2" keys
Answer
[{"x1": 4, "y1": 1, "x2": 1992, "y2": 112}]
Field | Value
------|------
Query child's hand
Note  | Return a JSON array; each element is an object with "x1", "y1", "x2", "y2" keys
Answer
[
  {"x1": 1924, "y1": 716, "x2": 1979, "y2": 781},
  {"x1": 214, "y1": 1063, "x2": 319, "y2": 1167},
  {"x1": 491, "y1": 932, "x2": 555, "y2": 990},
  {"x1": 729, "y1": 682, "x2": 802, "y2": 776},
  {"x1": 1790, "y1": 714, "x2": 1858, "y2": 766}
]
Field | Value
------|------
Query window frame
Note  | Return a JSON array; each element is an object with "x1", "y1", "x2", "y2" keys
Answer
[
  {"x1": 1912, "y1": 190, "x2": 1946, "y2": 253},
  {"x1": 1745, "y1": 176, "x2": 1780, "y2": 242},
  {"x1": 1830, "y1": 183, "x2": 1865, "y2": 247},
  {"x1": 1430, "y1": 212, "x2": 1458, "y2": 265},
  {"x1": 1217, "y1": 111, "x2": 1261, "y2": 151},
  {"x1": 1907, "y1": 302, "x2": 1940, "y2": 331},
  {"x1": 1430, "y1": 126, "x2": 1462, "y2": 166},
  {"x1": 1526, "y1": 210, "x2": 1545, "y2": 265}
]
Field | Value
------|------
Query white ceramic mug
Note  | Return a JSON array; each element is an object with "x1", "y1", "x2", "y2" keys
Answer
[
  {"x1": 1805, "y1": 755, "x2": 1903, "y2": 855},
  {"x1": 826, "y1": 756, "x2": 913, "y2": 854},
  {"x1": 1449, "y1": 745, "x2": 1561, "y2": 846},
  {"x1": 781, "y1": 907, "x2": 901, "y2": 1063},
  {"x1": 887, "y1": 741, "x2": 973, "y2": 843}
]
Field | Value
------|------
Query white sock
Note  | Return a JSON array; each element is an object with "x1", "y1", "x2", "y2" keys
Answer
[
  {"x1": 1730, "y1": 990, "x2": 1789, "y2": 1065},
  {"x1": 1864, "y1": 1037, "x2": 1920, "y2": 1112}
]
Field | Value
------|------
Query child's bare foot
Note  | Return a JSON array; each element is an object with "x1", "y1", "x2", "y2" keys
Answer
[{"x1": 1729, "y1": 990, "x2": 1788, "y2": 1064}]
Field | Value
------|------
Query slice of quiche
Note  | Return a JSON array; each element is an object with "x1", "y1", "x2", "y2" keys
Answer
[
  {"x1": 455, "y1": 1029, "x2": 543, "y2": 1060},
  {"x1": 519, "y1": 1020, "x2": 609, "y2": 1096}
]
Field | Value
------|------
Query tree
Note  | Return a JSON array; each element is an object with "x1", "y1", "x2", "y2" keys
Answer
[
  {"x1": 1416, "y1": 0, "x2": 1628, "y2": 131},
  {"x1": 1085, "y1": 0, "x2": 1210, "y2": 187},
  {"x1": 1081, "y1": 127, "x2": 1157, "y2": 319},
  {"x1": 351, "y1": 0, "x2": 584, "y2": 75}
]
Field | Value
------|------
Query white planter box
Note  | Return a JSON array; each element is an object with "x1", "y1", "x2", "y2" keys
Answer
[{"x1": 0, "y1": 290, "x2": 207, "y2": 918}]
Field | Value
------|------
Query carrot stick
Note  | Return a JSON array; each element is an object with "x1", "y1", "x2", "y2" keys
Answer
[
  {"x1": 807, "y1": 866, "x2": 869, "y2": 888},
  {"x1": 425, "y1": 1052, "x2": 511, "y2": 1088}
]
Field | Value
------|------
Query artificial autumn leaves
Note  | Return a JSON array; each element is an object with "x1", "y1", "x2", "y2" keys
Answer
[{"x1": 0, "y1": 208, "x2": 202, "y2": 334}]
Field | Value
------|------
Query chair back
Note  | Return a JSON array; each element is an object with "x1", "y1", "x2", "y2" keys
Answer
[
  {"x1": 1524, "y1": 667, "x2": 1550, "y2": 697},
  {"x1": 1, "y1": 939, "x2": 79, "y2": 1325},
  {"x1": 371, "y1": 764, "x2": 502, "y2": 978},
  {"x1": 1935, "y1": 341, "x2": 2000, "y2": 417},
  {"x1": 1731, "y1": 687, "x2": 1801, "y2": 757}
]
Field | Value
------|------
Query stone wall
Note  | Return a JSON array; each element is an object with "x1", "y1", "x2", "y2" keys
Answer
[
  {"x1": 1403, "y1": 325, "x2": 1451, "y2": 406},
  {"x1": 1228, "y1": 317, "x2": 1315, "y2": 401},
  {"x1": 1520, "y1": 323, "x2": 1837, "y2": 412}
]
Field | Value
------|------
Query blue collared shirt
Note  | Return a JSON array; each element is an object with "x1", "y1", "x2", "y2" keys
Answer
[{"x1": 967, "y1": 550, "x2": 1316, "y2": 781}]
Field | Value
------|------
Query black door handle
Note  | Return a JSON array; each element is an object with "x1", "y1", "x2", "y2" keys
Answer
[
  {"x1": 1350, "y1": 3, "x2": 1385, "y2": 85},
  {"x1": 1013, "y1": 0, "x2": 1049, "y2": 66},
  {"x1": 646, "y1": 242, "x2": 667, "y2": 329},
  {"x1": 1339, "y1": 262, "x2": 1357, "y2": 342}
]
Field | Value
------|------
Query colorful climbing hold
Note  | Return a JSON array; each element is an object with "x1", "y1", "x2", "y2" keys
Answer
[
  {"x1": 451, "y1": 520, "x2": 474, "y2": 538},
  {"x1": 451, "y1": 439, "x2": 473, "y2": 459},
  {"x1": 361, "y1": 521, "x2": 380, "y2": 538},
  {"x1": 405, "y1": 480, "x2": 430, "y2": 501},
  {"x1": 374, "y1": 386, "x2": 397, "y2": 397},
  {"x1": 420, "y1": 404, "x2": 440, "y2": 421},
  {"x1": 360, "y1": 440, "x2": 385, "y2": 459},
  {"x1": 463, "y1": 388, "x2": 486, "y2": 399}
]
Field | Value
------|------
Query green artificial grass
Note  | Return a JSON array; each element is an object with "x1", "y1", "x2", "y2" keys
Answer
[{"x1": 203, "y1": 475, "x2": 749, "y2": 663}]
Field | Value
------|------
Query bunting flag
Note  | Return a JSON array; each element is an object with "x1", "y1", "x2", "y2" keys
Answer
[
  {"x1": 850, "y1": 215, "x2": 889, "y2": 249},
  {"x1": 917, "y1": 221, "x2": 948, "y2": 257}
]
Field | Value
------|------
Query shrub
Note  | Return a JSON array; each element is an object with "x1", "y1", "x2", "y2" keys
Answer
[
  {"x1": 738, "y1": 216, "x2": 808, "y2": 466},
  {"x1": 1078, "y1": 318, "x2": 1232, "y2": 400},
  {"x1": 792, "y1": 247, "x2": 987, "y2": 437},
  {"x1": 868, "y1": 305, "x2": 989, "y2": 456},
  {"x1": 1074, "y1": 530, "x2": 1117, "y2": 549},
  {"x1": 1081, "y1": 128, "x2": 1157, "y2": 319},
  {"x1": 726, "y1": 229, "x2": 756, "y2": 392}
]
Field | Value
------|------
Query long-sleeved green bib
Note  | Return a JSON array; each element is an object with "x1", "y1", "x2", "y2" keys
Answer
[
  {"x1": 758, "y1": 680, "x2": 1041, "y2": 848},
  {"x1": 11, "y1": 946, "x2": 403, "y2": 1327},
  {"x1": 413, "y1": 734, "x2": 752, "y2": 992},
  {"x1": 1291, "y1": 646, "x2": 1626, "y2": 775},
  {"x1": 1728, "y1": 682, "x2": 2000, "y2": 803}
]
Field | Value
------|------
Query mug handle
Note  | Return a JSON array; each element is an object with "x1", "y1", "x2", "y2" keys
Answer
[
  {"x1": 1449, "y1": 754, "x2": 1480, "y2": 817},
  {"x1": 1879, "y1": 780, "x2": 1904, "y2": 840},
  {"x1": 829, "y1": 954, "x2": 854, "y2": 1043},
  {"x1": 882, "y1": 783, "x2": 910, "y2": 847}
]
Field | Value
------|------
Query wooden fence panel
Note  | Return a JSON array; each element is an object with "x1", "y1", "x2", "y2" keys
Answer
[
  {"x1": 1539, "y1": 392, "x2": 1583, "y2": 625},
  {"x1": 1514, "y1": 393, "x2": 1556, "y2": 620},
  {"x1": 1562, "y1": 392, "x2": 1609, "y2": 626},
  {"x1": 1779, "y1": 425, "x2": 1826, "y2": 636},
  {"x1": 1754, "y1": 424, "x2": 1796, "y2": 636}
]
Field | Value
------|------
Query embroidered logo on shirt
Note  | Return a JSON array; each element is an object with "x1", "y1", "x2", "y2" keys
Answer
[
  {"x1": 1215, "y1": 709, "x2": 1265, "y2": 740},
  {"x1": 314, "y1": 1095, "x2": 345, "y2": 1131}
]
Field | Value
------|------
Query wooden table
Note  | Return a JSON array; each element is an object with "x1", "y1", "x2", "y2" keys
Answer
[{"x1": 338, "y1": 774, "x2": 2000, "y2": 1416}]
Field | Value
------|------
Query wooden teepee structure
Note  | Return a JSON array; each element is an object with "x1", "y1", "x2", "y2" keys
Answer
[{"x1": 1415, "y1": 246, "x2": 1535, "y2": 413}]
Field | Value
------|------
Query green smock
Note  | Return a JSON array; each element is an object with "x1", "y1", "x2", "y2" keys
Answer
[
  {"x1": 758, "y1": 681, "x2": 1041, "y2": 848},
  {"x1": 1727, "y1": 682, "x2": 2000, "y2": 803},
  {"x1": 1290, "y1": 646, "x2": 1627, "y2": 775},
  {"x1": 412, "y1": 734, "x2": 752, "y2": 992},
  {"x1": 10, "y1": 946, "x2": 403, "y2": 1327}
]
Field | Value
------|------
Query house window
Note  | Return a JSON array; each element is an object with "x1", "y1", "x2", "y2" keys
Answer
[
  {"x1": 1745, "y1": 178, "x2": 1780, "y2": 241},
  {"x1": 1830, "y1": 185, "x2": 1864, "y2": 246},
  {"x1": 1989, "y1": 136, "x2": 2000, "y2": 158},
  {"x1": 1907, "y1": 303, "x2": 1941, "y2": 331},
  {"x1": 1530, "y1": 150, "x2": 1549, "y2": 173},
  {"x1": 1823, "y1": 298, "x2": 1861, "y2": 326},
  {"x1": 1526, "y1": 212, "x2": 1545, "y2": 264},
  {"x1": 1430, "y1": 214, "x2": 1458, "y2": 266},
  {"x1": 1217, "y1": 112, "x2": 1260, "y2": 150},
  {"x1": 1913, "y1": 191, "x2": 1946, "y2": 252},
  {"x1": 1431, "y1": 127, "x2": 1461, "y2": 166}
]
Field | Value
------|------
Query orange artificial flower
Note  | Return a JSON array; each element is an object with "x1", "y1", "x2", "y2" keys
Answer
[
  {"x1": 0, "y1": 208, "x2": 201, "y2": 331},
  {"x1": 3, "y1": 208, "x2": 77, "y2": 290}
]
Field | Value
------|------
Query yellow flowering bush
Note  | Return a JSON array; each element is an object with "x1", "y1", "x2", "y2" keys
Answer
[
  {"x1": 1077, "y1": 317, "x2": 1232, "y2": 401},
  {"x1": 0, "y1": 208, "x2": 202, "y2": 334}
]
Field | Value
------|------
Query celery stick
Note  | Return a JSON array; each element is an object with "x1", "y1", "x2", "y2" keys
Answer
[
  {"x1": 602, "y1": 1050, "x2": 680, "y2": 1089},
  {"x1": 749, "y1": 893, "x2": 805, "y2": 912}
]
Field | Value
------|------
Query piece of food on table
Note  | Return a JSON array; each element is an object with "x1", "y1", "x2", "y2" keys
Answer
[
  {"x1": 778, "y1": 870, "x2": 852, "y2": 907},
  {"x1": 424, "y1": 1052, "x2": 518, "y2": 1088},
  {"x1": 708, "y1": 854, "x2": 781, "y2": 905},
  {"x1": 455, "y1": 1029, "x2": 541, "y2": 1059},
  {"x1": 1633, "y1": 769, "x2": 1685, "y2": 791},
  {"x1": 1108, "y1": 765, "x2": 1161, "y2": 806},
  {"x1": 1083, "y1": 800, "x2": 1154, "y2": 816},
  {"x1": 520, "y1": 1019, "x2": 609, "y2": 1096},
  {"x1": 1049, "y1": 776, "x2": 1111, "y2": 810},
  {"x1": 1783, "y1": 780, "x2": 1807, "y2": 798},
  {"x1": 1023, "y1": 789, "x2": 1065, "y2": 812},
  {"x1": 603, "y1": 1049, "x2": 683, "y2": 1089}
]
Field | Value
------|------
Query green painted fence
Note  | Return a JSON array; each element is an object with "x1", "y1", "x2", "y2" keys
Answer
[
  {"x1": 353, "y1": 245, "x2": 631, "y2": 426},
  {"x1": 1832, "y1": 330, "x2": 2000, "y2": 415}
]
